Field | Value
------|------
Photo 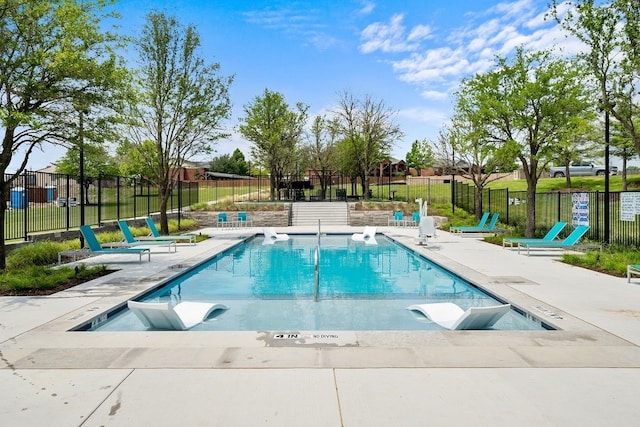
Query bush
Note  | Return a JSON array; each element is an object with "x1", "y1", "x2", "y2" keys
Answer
[{"x1": 6, "y1": 240, "x2": 70, "y2": 270}]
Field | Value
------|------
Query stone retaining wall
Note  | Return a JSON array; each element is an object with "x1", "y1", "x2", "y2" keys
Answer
[{"x1": 188, "y1": 209, "x2": 290, "y2": 227}]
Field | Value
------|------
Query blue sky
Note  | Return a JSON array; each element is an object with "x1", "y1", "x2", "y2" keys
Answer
[{"x1": 18, "y1": 0, "x2": 584, "y2": 171}]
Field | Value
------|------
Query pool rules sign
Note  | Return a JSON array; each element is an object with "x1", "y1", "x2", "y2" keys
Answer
[
  {"x1": 620, "y1": 192, "x2": 640, "y2": 221},
  {"x1": 572, "y1": 192, "x2": 589, "y2": 226}
]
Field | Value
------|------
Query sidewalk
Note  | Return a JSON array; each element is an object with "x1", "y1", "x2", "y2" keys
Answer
[{"x1": 1, "y1": 226, "x2": 639, "y2": 426}]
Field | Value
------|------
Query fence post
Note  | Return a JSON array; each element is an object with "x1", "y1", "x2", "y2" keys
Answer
[
  {"x1": 177, "y1": 178, "x2": 182, "y2": 226},
  {"x1": 116, "y1": 176, "x2": 120, "y2": 220},
  {"x1": 133, "y1": 178, "x2": 137, "y2": 218},
  {"x1": 595, "y1": 191, "x2": 600, "y2": 239},
  {"x1": 147, "y1": 182, "x2": 151, "y2": 217},
  {"x1": 557, "y1": 192, "x2": 561, "y2": 223},
  {"x1": 506, "y1": 188, "x2": 509, "y2": 223},
  {"x1": 97, "y1": 175, "x2": 102, "y2": 226},
  {"x1": 22, "y1": 176, "x2": 28, "y2": 241},
  {"x1": 65, "y1": 174, "x2": 70, "y2": 231}
]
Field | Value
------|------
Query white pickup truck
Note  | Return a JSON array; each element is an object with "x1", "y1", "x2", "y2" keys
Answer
[{"x1": 549, "y1": 161, "x2": 618, "y2": 177}]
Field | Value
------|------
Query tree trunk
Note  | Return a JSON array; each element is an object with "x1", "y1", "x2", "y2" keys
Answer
[
  {"x1": 270, "y1": 174, "x2": 277, "y2": 201},
  {"x1": 622, "y1": 157, "x2": 627, "y2": 191},
  {"x1": 474, "y1": 186, "x2": 484, "y2": 219},
  {"x1": 158, "y1": 188, "x2": 170, "y2": 234},
  {"x1": 525, "y1": 178, "x2": 537, "y2": 237}
]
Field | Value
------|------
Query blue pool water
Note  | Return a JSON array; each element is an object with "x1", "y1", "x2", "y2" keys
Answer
[{"x1": 90, "y1": 234, "x2": 546, "y2": 331}]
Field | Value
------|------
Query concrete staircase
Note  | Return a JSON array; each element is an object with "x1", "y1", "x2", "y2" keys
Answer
[{"x1": 291, "y1": 202, "x2": 349, "y2": 226}]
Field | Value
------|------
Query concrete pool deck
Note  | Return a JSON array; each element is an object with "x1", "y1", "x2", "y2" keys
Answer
[{"x1": 1, "y1": 225, "x2": 639, "y2": 426}]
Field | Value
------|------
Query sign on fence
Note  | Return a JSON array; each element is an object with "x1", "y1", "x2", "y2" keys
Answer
[
  {"x1": 572, "y1": 192, "x2": 589, "y2": 226},
  {"x1": 620, "y1": 192, "x2": 640, "y2": 221}
]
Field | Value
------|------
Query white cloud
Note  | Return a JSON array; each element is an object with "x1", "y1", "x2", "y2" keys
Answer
[
  {"x1": 358, "y1": 1, "x2": 376, "y2": 15},
  {"x1": 243, "y1": 6, "x2": 334, "y2": 50},
  {"x1": 360, "y1": 14, "x2": 421, "y2": 53},
  {"x1": 408, "y1": 25, "x2": 433, "y2": 42},
  {"x1": 420, "y1": 90, "x2": 449, "y2": 101},
  {"x1": 398, "y1": 107, "x2": 448, "y2": 124},
  {"x1": 373, "y1": 0, "x2": 583, "y2": 100}
]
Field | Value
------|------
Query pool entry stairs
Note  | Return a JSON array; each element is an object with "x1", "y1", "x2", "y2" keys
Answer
[{"x1": 292, "y1": 202, "x2": 348, "y2": 226}]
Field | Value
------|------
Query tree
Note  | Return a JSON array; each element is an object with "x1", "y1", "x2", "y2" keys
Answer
[
  {"x1": 458, "y1": 48, "x2": 591, "y2": 236},
  {"x1": 551, "y1": 0, "x2": 640, "y2": 154},
  {"x1": 333, "y1": 92, "x2": 403, "y2": 199},
  {"x1": 548, "y1": 117, "x2": 599, "y2": 188},
  {"x1": 124, "y1": 12, "x2": 233, "y2": 233},
  {"x1": 56, "y1": 144, "x2": 119, "y2": 203},
  {"x1": 610, "y1": 118, "x2": 639, "y2": 190},
  {"x1": 435, "y1": 115, "x2": 515, "y2": 219},
  {"x1": 209, "y1": 149, "x2": 249, "y2": 175},
  {"x1": 238, "y1": 89, "x2": 308, "y2": 201},
  {"x1": 0, "y1": 0, "x2": 126, "y2": 270},
  {"x1": 306, "y1": 115, "x2": 339, "y2": 197},
  {"x1": 405, "y1": 139, "x2": 435, "y2": 176},
  {"x1": 115, "y1": 139, "x2": 158, "y2": 183}
]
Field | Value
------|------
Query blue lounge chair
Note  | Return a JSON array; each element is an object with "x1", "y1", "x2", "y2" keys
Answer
[
  {"x1": 450, "y1": 211, "x2": 489, "y2": 233},
  {"x1": 144, "y1": 217, "x2": 196, "y2": 245},
  {"x1": 79, "y1": 225, "x2": 151, "y2": 262},
  {"x1": 627, "y1": 264, "x2": 640, "y2": 283},
  {"x1": 117, "y1": 220, "x2": 177, "y2": 252},
  {"x1": 502, "y1": 222, "x2": 567, "y2": 248},
  {"x1": 451, "y1": 212, "x2": 499, "y2": 233},
  {"x1": 517, "y1": 225, "x2": 596, "y2": 255}
]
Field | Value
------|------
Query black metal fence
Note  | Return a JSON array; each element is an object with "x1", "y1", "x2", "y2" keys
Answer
[
  {"x1": 3, "y1": 171, "x2": 198, "y2": 241},
  {"x1": 6, "y1": 170, "x2": 639, "y2": 247},
  {"x1": 453, "y1": 180, "x2": 640, "y2": 246}
]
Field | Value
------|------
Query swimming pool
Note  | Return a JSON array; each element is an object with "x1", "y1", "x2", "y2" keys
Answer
[{"x1": 90, "y1": 234, "x2": 546, "y2": 331}]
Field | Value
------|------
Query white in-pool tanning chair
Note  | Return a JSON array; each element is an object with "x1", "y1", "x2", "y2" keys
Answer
[
  {"x1": 127, "y1": 301, "x2": 227, "y2": 330},
  {"x1": 407, "y1": 302, "x2": 511, "y2": 330}
]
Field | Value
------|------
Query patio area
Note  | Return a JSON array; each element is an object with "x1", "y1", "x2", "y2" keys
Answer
[{"x1": 1, "y1": 225, "x2": 639, "y2": 426}]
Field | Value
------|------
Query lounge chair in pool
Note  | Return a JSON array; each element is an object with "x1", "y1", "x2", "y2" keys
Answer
[
  {"x1": 516, "y1": 225, "x2": 595, "y2": 255},
  {"x1": 144, "y1": 217, "x2": 196, "y2": 245},
  {"x1": 117, "y1": 220, "x2": 177, "y2": 253},
  {"x1": 416, "y1": 216, "x2": 436, "y2": 245},
  {"x1": 351, "y1": 226, "x2": 378, "y2": 245},
  {"x1": 127, "y1": 300, "x2": 227, "y2": 330},
  {"x1": 627, "y1": 264, "x2": 640, "y2": 283},
  {"x1": 79, "y1": 225, "x2": 151, "y2": 262},
  {"x1": 449, "y1": 211, "x2": 489, "y2": 233},
  {"x1": 262, "y1": 227, "x2": 290, "y2": 244},
  {"x1": 502, "y1": 221, "x2": 567, "y2": 248},
  {"x1": 407, "y1": 302, "x2": 511, "y2": 330}
]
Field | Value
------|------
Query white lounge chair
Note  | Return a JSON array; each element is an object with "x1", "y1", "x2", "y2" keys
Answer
[
  {"x1": 127, "y1": 300, "x2": 227, "y2": 330},
  {"x1": 416, "y1": 216, "x2": 436, "y2": 245},
  {"x1": 407, "y1": 302, "x2": 511, "y2": 330},
  {"x1": 262, "y1": 227, "x2": 290, "y2": 245},
  {"x1": 351, "y1": 226, "x2": 377, "y2": 245}
]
